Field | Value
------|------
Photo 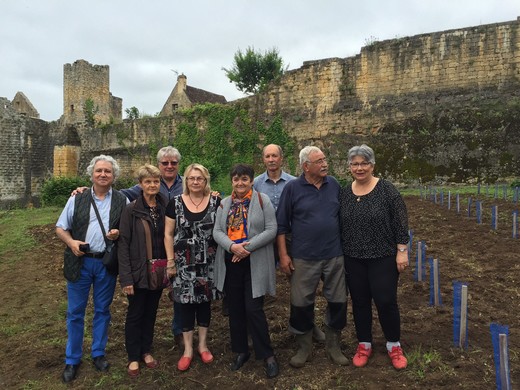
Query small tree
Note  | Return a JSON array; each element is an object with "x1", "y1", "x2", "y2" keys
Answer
[
  {"x1": 125, "y1": 106, "x2": 140, "y2": 120},
  {"x1": 82, "y1": 98, "x2": 99, "y2": 127},
  {"x1": 223, "y1": 46, "x2": 285, "y2": 94}
]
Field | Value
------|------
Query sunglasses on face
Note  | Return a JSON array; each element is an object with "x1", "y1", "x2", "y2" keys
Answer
[{"x1": 160, "y1": 161, "x2": 179, "y2": 166}]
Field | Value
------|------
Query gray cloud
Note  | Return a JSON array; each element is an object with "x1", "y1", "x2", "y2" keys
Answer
[{"x1": 1, "y1": 0, "x2": 518, "y2": 120}]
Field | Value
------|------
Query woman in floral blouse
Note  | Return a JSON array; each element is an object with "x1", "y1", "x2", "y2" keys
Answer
[{"x1": 164, "y1": 163, "x2": 220, "y2": 371}]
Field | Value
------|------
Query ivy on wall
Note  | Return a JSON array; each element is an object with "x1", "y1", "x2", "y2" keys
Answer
[{"x1": 175, "y1": 103, "x2": 294, "y2": 194}]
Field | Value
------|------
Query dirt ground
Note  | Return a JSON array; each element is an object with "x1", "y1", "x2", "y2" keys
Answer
[{"x1": 0, "y1": 195, "x2": 519, "y2": 389}]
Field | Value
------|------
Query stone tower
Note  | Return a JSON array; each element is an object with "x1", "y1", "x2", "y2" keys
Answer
[{"x1": 63, "y1": 59, "x2": 122, "y2": 125}]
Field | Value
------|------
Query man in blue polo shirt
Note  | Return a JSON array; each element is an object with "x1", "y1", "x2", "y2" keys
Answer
[
  {"x1": 254, "y1": 143, "x2": 326, "y2": 343},
  {"x1": 276, "y1": 145, "x2": 348, "y2": 368}
]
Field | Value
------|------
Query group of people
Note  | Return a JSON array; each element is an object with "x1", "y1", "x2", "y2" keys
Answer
[{"x1": 56, "y1": 142, "x2": 410, "y2": 384}]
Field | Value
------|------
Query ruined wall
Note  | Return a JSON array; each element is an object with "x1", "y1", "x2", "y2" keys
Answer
[
  {"x1": 0, "y1": 100, "x2": 54, "y2": 208},
  {"x1": 63, "y1": 59, "x2": 121, "y2": 125},
  {"x1": 2, "y1": 17, "x2": 520, "y2": 208},
  {"x1": 12, "y1": 92, "x2": 40, "y2": 119},
  {"x1": 242, "y1": 17, "x2": 520, "y2": 181}
]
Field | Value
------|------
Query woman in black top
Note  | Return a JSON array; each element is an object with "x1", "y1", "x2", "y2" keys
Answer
[
  {"x1": 164, "y1": 163, "x2": 220, "y2": 372},
  {"x1": 339, "y1": 144, "x2": 409, "y2": 370}
]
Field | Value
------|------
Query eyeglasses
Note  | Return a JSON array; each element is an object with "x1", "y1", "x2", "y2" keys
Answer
[
  {"x1": 160, "y1": 161, "x2": 179, "y2": 166},
  {"x1": 349, "y1": 162, "x2": 371, "y2": 168},
  {"x1": 187, "y1": 176, "x2": 206, "y2": 183},
  {"x1": 308, "y1": 158, "x2": 327, "y2": 165}
]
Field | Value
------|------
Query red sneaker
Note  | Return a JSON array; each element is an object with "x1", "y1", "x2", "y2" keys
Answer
[
  {"x1": 388, "y1": 346, "x2": 407, "y2": 370},
  {"x1": 352, "y1": 344, "x2": 372, "y2": 367}
]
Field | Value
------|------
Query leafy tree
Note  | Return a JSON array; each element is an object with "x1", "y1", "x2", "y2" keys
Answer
[
  {"x1": 125, "y1": 106, "x2": 140, "y2": 120},
  {"x1": 223, "y1": 47, "x2": 285, "y2": 94}
]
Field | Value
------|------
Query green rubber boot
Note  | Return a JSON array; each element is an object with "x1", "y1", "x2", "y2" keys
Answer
[{"x1": 289, "y1": 331, "x2": 313, "y2": 368}]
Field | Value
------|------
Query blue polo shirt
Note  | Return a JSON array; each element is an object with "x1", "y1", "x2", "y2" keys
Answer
[
  {"x1": 253, "y1": 170, "x2": 295, "y2": 211},
  {"x1": 276, "y1": 174, "x2": 342, "y2": 260},
  {"x1": 121, "y1": 175, "x2": 183, "y2": 202}
]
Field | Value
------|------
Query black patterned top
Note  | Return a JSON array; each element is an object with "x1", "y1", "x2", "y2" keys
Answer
[
  {"x1": 339, "y1": 179, "x2": 409, "y2": 259},
  {"x1": 165, "y1": 195, "x2": 221, "y2": 303}
]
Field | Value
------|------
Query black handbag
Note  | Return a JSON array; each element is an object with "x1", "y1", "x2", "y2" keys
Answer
[{"x1": 91, "y1": 197, "x2": 119, "y2": 275}]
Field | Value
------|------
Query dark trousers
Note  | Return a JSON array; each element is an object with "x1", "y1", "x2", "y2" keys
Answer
[
  {"x1": 224, "y1": 254, "x2": 274, "y2": 360},
  {"x1": 179, "y1": 301, "x2": 211, "y2": 331},
  {"x1": 125, "y1": 287, "x2": 163, "y2": 361},
  {"x1": 344, "y1": 255, "x2": 401, "y2": 343}
]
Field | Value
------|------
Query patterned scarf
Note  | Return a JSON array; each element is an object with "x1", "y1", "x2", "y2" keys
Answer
[{"x1": 227, "y1": 189, "x2": 252, "y2": 243}]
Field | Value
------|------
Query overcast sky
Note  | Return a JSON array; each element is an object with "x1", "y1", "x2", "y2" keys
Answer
[{"x1": 1, "y1": 0, "x2": 518, "y2": 121}]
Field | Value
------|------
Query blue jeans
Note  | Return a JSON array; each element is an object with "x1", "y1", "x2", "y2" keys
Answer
[
  {"x1": 65, "y1": 257, "x2": 116, "y2": 365},
  {"x1": 171, "y1": 301, "x2": 183, "y2": 336}
]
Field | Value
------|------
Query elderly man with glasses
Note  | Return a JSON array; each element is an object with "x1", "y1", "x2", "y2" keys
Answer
[
  {"x1": 276, "y1": 145, "x2": 348, "y2": 368},
  {"x1": 121, "y1": 146, "x2": 183, "y2": 203}
]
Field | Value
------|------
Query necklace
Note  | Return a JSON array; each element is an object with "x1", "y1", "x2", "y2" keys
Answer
[
  {"x1": 357, "y1": 196, "x2": 361, "y2": 202},
  {"x1": 189, "y1": 194, "x2": 205, "y2": 209},
  {"x1": 149, "y1": 206, "x2": 159, "y2": 229}
]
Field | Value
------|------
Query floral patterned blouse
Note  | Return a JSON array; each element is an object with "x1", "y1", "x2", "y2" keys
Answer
[{"x1": 165, "y1": 195, "x2": 221, "y2": 303}]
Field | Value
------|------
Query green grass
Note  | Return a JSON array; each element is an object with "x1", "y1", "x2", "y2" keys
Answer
[
  {"x1": 406, "y1": 344, "x2": 454, "y2": 380},
  {"x1": 0, "y1": 206, "x2": 61, "y2": 259},
  {"x1": 400, "y1": 184, "x2": 515, "y2": 199}
]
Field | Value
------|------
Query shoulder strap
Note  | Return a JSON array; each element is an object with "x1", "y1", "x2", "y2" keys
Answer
[
  {"x1": 257, "y1": 192, "x2": 263, "y2": 209},
  {"x1": 141, "y1": 219, "x2": 153, "y2": 260},
  {"x1": 90, "y1": 197, "x2": 109, "y2": 246}
]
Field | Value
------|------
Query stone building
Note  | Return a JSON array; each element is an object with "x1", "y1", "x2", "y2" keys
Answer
[
  {"x1": 63, "y1": 59, "x2": 122, "y2": 125},
  {"x1": 11, "y1": 92, "x2": 39, "y2": 119},
  {"x1": 159, "y1": 74, "x2": 227, "y2": 116}
]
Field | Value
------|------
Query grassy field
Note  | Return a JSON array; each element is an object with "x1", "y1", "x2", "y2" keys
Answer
[{"x1": 0, "y1": 206, "x2": 61, "y2": 260}]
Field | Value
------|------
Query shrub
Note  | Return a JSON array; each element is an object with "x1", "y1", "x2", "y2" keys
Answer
[
  {"x1": 114, "y1": 176, "x2": 138, "y2": 191},
  {"x1": 41, "y1": 176, "x2": 90, "y2": 207}
]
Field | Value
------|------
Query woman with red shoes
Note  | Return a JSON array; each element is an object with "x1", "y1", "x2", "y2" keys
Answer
[
  {"x1": 339, "y1": 144, "x2": 409, "y2": 370},
  {"x1": 164, "y1": 163, "x2": 221, "y2": 371}
]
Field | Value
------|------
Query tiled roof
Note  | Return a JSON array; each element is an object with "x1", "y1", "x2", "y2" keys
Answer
[{"x1": 185, "y1": 86, "x2": 227, "y2": 104}]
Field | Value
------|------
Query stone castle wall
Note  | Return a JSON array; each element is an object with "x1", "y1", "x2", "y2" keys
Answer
[
  {"x1": 1, "y1": 17, "x2": 520, "y2": 207},
  {"x1": 0, "y1": 100, "x2": 55, "y2": 207},
  {"x1": 253, "y1": 18, "x2": 520, "y2": 142}
]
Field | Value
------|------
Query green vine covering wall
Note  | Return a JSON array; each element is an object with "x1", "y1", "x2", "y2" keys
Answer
[{"x1": 175, "y1": 104, "x2": 295, "y2": 194}]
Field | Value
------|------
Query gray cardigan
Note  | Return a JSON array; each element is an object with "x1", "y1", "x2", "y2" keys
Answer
[{"x1": 213, "y1": 189, "x2": 277, "y2": 298}]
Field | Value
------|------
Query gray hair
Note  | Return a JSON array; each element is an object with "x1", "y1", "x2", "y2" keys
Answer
[
  {"x1": 299, "y1": 145, "x2": 323, "y2": 166},
  {"x1": 347, "y1": 144, "x2": 376, "y2": 165},
  {"x1": 86, "y1": 154, "x2": 121, "y2": 182},
  {"x1": 156, "y1": 146, "x2": 181, "y2": 163}
]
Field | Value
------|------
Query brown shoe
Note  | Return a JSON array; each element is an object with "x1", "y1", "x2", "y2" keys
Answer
[
  {"x1": 127, "y1": 362, "x2": 140, "y2": 378},
  {"x1": 142, "y1": 354, "x2": 159, "y2": 369}
]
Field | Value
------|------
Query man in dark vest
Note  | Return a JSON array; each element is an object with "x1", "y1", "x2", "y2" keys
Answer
[
  {"x1": 56, "y1": 155, "x2": 127, "y2": 383},
  {"x1": 72, "y1": 146, "x2": 186, "y2": 347}
]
